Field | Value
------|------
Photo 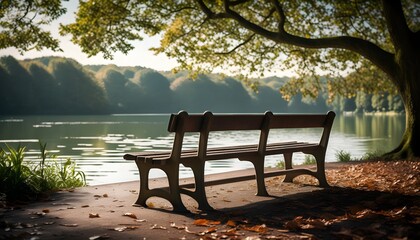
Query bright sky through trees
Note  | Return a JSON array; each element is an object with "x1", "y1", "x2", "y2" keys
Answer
[
  {"x1": 0, "y1": 1, "x2": 180, "y2": 71},
  {"x1": 0, "y1": 1, "x2": 295, "y2": 76}
]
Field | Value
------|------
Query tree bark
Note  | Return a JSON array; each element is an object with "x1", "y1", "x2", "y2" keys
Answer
[
  {"x1": 381, "y1": 0, "x2": 420, "y2": 159},
  {"x1": 385, "y1": 40, "x2": 420, "y2": 159}
]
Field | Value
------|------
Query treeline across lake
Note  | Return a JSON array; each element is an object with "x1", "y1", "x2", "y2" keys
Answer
[{"x1": 0, "y1": 56, "x2": 404, "y2": 115}]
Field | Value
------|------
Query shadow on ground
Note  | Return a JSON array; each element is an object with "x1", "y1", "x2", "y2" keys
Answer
[
  {"x1": 1, "y1": 184, "x2": 419, "y2": 239},
  {"x1": 205, "y1": 187, "x2": 420, "y2": 239}
]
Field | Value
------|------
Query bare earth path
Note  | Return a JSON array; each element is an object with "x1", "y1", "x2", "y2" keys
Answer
[{"x1": 1, "y1": 160, "x2": 419, "y2": 239}]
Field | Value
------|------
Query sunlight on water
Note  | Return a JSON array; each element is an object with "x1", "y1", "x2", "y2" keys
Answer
[{"x1": 0, "y1": 114, "x2": 405, "y2": 185}]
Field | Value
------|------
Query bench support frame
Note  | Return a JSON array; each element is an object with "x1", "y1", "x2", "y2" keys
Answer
[{"x1": 125, "y1": 111, "x2": 335, "y2": 212}]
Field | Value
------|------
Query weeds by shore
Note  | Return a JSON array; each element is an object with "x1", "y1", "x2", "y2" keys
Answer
[{"x1": 0, "y1": 142, "x2": 86, "y2": 201}]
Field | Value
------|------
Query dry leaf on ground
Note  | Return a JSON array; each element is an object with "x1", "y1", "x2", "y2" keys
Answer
[
  {"x1": 123, "y1": 212, "x2": 137, "y2": 219},
  {"x1": 89, "y1": 213, "x2": 100, "y2": 218},
  {"x1": 193, "y1": 219, "x2": 221, "y2": 226}
]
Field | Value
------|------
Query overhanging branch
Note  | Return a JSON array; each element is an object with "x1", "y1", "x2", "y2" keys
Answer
[
  {"x1": 215, "y1": 33, "x2": 255, "y2": 55},
  {"x1": 271, "y1": 0, "x2": 286, "y2": 32},
  {"x1": 218, "y1": 0, "x2": 396, "y2": 78}
]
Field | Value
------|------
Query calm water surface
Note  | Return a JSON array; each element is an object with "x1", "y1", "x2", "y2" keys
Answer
[{"x1": 0, "y1": 114, "x2": 405, "y2": 185}]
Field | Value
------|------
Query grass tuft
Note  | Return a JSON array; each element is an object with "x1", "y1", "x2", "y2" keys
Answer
[
  {"x1": 0, "y1": 141, "x2": 86, "y2": 201},
  {"x1": 335, "y1": 150, "x2": 353, "y2": 162},
  {"x1": 302, "y1": 155, "x2": 316, "y2": 165},
  {"x1": 361, "y1": 150, "x2": 384, "y2": 161}
]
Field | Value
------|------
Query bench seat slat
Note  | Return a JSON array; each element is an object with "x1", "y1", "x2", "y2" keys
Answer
[
  {"x1": 123, "y1": 141, "x2": 306, "y2": 160},
  {"x1": 125, "y1": 141, "x2": 319, "y2": 164}
]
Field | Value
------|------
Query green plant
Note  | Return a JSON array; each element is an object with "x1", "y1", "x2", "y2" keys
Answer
[
  {"x1": 335, "y1": 150, "x2": 352, "y2": 162},
  {"x1": 276, "y1": 160, "x2": 285, "y2": 169},
  {"x1": 31, "y1": 142, "x2": 86, "y2": 192},
  {"x1": 0, "y1": 144, "x2": 34, "y2": 199},
  {"x1": 0, "y1": 142, "x2": 86, "y2": 201},
  {"x1": 302, "y1": 155, "x2": 316, "y2": 165},
  {"x1": 361, "y1": 150, "x2": 384, "y2": 161}
]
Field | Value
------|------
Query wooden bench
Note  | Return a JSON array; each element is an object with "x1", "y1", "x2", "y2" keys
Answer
[{"x1": 124, "y1": 111, "x2": 335, "y2": 212}]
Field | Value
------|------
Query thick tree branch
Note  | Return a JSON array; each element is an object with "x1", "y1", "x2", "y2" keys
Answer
[
  {"x1": 226, "y1": 0, "x2": 250, "y2": 7},
  {"x1": 196, "y1": 0, "x2": 229, "y2": 19},
  {"x1": 219, "y1": 0, "x2": 396, "y2": 78},
  {"x1": 381, "y1": 0, "x2": 412, "y2": 50},
  {"x1": 271, "y1": 0, "x2": 286, "y2": 32}
]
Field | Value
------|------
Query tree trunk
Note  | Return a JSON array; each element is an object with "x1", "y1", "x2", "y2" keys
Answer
[
  {"x1": 385, "y1": 37, "x2": 420, "y2": 159},
  {"x1": 388, "y1": 89, "x2": 420, "y2": 159}
]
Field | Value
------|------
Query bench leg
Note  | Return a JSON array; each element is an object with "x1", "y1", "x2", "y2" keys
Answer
[
  {"x1": 134, "y1": 161, "x2": 187, "y2": 212},
  {"x1": 134, "y1": 161, "x2": 151, "y2": 207},
  {"x1": 313, "y1": 152, "x2": 329, "y2": 187},
  {"x1": 252, "y1": 157, "x2": 269, "y2": 196},
  {"x1": 164, "y1": 165, "x2": 188, "y2": 212},
  {"x1": 189, "y1": 163, "x2": 214, "y2": 211},
  {"x1": 283, "y1": 152, "x2": 294, "y2": 183}
]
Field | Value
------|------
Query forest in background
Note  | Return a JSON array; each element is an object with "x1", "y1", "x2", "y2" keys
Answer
[{"x1": 0, "y1": 56, "x2": 404, "y2": 115}]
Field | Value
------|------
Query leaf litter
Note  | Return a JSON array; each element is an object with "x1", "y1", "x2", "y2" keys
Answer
[{"x1": 1, "y1": 159, "x2": 418, "y2": 239}]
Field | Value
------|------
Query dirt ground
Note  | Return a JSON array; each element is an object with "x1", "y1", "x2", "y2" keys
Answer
[{"x1": 1, "y1": 160, "x2": 419, "y2": 239}]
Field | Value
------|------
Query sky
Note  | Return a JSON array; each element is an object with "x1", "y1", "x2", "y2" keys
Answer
[
  {"x1": 0, "y1": 1, "x2": 179, "y2": 72},
  {"x1": 0, "y1": 1, "x2": 295, "y2": 76}
]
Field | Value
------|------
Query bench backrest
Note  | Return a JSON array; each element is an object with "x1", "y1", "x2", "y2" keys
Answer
[{"x1": 167, "y1": 111, "x2": 335, "y2": 159}]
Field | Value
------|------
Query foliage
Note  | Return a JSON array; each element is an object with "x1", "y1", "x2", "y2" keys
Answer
[
  {"x1": 302, "y1": 155, "x2": 316, "y2": 165},
  {"x1": 0, "y1": 0, "x2": 65, "y2": 52},
  {"x1": 0, "y1": 142, "x2": 86, "y2": 200},
  {"x1": 59, "y1": 1, "x2": 418, "y2": 94},
  {"x1": 0, "y1": 144, "x2": 32, "y2": 199},
  {"x1": 361, "y1": 150, "x2": 385, "y2": 161},
  {"x1": 275, "y1": 160, "x2": 285, "y2": 169},
  {"x1": 0, "y1": 56, "x2": 109, "y2": 114},
  {"x1": 0, "y1": 56, "x2": 405, "y2": 115},
  {"x1": 335, "y1": 150, "x2": 353, "y2": 162}
]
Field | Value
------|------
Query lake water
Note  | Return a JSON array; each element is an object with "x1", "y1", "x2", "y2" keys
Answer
[{"x1": 0, "y1": 114, "x2": 405, "y2": 185}]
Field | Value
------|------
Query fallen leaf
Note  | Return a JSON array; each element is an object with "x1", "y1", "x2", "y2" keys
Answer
[
  {"x1": 199, "y1": 226, "x2": 217, "y2": 235},
  {"x1": 112, "y1": 226, "x2": 138, "y2": 232},
  {"x1": 89, "y1": 234, "x2": 110, "y2": 240},
  {"x1": 170, "y1": 222, "x2": 186, "y2": 230},
  {"x1": 150, "y1": 224, "x2": 167, "y2": 230},
  {"x1": 243, "y1": 224, "x2": 268, "y2": 233},
  {"x1": 21, "y1": 223, "x2": 34, "y2": 228},
  {"x1": 81, "y1": 205, "x2": 90, "y2": 208},
  {"x1": 284, "y1": 220, "x2": 300, "y2": 231},
  {"x1": 184, "y1": 226, "x2": 197, "y2": 235},
  {"x1": 123, "y1": 212, "x2": 137, "y2": 219},
  {"x1": 52, "y1": 202, "x2": 71, "y2": 206},
  {"x1": 226, "y1": 220, "x2": 236, "y2": 227},
  {"x1": 193, "y1": 219, "x2": 221, "y2": 226},
  {"x1": 60, "y1": 223, "x2": 78, "y2": 227},
  {"x1": 221, "y1": 228, "x2": 243, "y2": 236},
  {"x1": 89, "y1": 213, "x2": 100, "y2": 218},
  {"x1": 31, "y1": 211, "x2": 46, "y2": 216}
]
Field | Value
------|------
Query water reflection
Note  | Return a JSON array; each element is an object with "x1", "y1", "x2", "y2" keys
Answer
[{"x1": 0, "y1": 114, "x2": 405, "y2": 185}]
